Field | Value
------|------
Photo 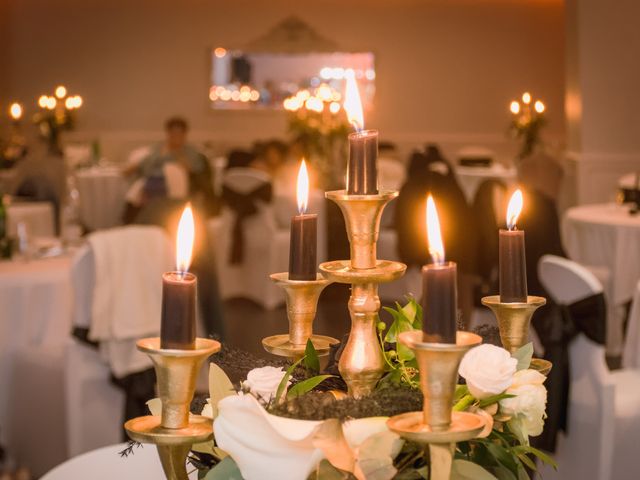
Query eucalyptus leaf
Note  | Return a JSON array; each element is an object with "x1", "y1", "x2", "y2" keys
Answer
[
  {"x1": 287, "y1": 375, "x2": 335, "y2": 398},
  {"x1": 208, "y1": 363, "x2": 236, "y2": 418},
  {"x1": 202, "y1": 457, "x2": 243, "y2": 480},
  {"x1": 451, "y1": 459, "x2": 498, "y2": 480},
  {"x1": 275, "y1": 356, "x2": 304, "y2": 402},
  {"x1": 512, "y1": 343, "x2": 534, "y2": 371},
  {"x1": 304, "y1": 339, "x2": 320, "y2": 373}
]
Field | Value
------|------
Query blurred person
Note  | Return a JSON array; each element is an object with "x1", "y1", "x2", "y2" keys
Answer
[
  {"x1": 250, "y1": 139, "x2": 288, "y2": 177},
  {"x1": 123, "y1": 117, "x2": 215, "y2": 222},
  {"x1": 395, "y1": 144, "x2": 478, "y2": 326}
]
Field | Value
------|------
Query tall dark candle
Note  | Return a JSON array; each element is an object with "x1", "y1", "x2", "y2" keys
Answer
[
  {"x1": 160, "y1": 272, "x2": 197, "y2": 349},
  {"x1": 289, "y1": 214, "x2": 317, "y2": 280},
  {"x1": 347, "y1": 129, "x2": 378, "y2": 195},
  {"x1": 422, "y1": 261, "x2": 458, "y2": 343},
  {"x1": 499, "y1": 229, "x2": 527, "y2": 303}
]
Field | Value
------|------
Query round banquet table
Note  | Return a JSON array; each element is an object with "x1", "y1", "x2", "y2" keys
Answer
[
  {"x1": 562, "y1": 202, "x2": 640, "y2": 355},
  {"x1": 623, "y1": 281, "x2": 640, "y2": 369},
  {"x1": 7, "y1": 200, "x2": 56, "y2": 237},
  {"x1": 453, "y1": 164, "x2": 517, "y2": 203},
  {"x1": 76, "y1": 166, "x2": 128, "y2": 231},
  {"x1": 0, "y1": 256, "x2": 74, "y2": 475}
]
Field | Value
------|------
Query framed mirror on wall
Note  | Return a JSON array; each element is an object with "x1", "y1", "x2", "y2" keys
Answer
[{"x1": 208, "y1": 17, "x2": 375, "y2": 111}]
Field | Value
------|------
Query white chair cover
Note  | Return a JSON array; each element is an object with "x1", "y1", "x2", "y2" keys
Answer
[{"x1": 538, "y1": 255, "x2": 640, "y2": 480}]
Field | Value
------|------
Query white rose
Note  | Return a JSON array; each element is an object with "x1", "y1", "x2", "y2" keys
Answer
[
  {"x1": 243, "y1": 366, "x2": 289, "y2": 402},
  {"x1": 500, "y1": 369, "x2": 548, "y2": 437},
  {"x1": 458, "y1": 344, "x2": 517, "y2": 399}
]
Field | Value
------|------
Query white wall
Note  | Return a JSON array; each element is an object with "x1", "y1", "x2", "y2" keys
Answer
[
  {"x1": 2, "y1": 0, "x2": 565, "y2": 163},
  {"x1": 565, "y1": 0, "x2": 640, "y2": 204}
]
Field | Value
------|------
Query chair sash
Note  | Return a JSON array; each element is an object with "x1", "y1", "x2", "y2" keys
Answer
[{"x1": 222, "y1": 182, "x2": 272, "y2": 264}]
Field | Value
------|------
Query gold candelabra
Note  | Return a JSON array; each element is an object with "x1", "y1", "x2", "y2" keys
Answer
[
  {"x1": 125, "y1": 337, "x2": 220, "y2": 480},
  {"x1": 262, "y1": 272, "x2": 338, "y2": 359},
  {"x1": 319, "y1": 190, "x2": 406, "y2": 397},
  {"x1": 387, "y1": 330, "x2": 484, "y2": 480},
  {"x1": 481, "y1": 295, "x2": 552, "y2": 375}
]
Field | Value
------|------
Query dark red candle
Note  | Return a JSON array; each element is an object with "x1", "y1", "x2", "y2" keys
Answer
[
  {"x1": 347, "y1": 130, "x2": 378, "y2": 195},
  {"x1": 499, "y1": 190, "x2": 528, "y2": 303},
  {"x1": 344, "y1": 73, "x2": 378, "y2": 195},
  {"x1": 421, "y1": 195, "x2": 457, "y2": 343},
  {"x1": 160, "y1": 204, "x2": 197, "y2": 349},
  {"x1": 289, "y1": 160, "x2": 318, "y2": 280}
]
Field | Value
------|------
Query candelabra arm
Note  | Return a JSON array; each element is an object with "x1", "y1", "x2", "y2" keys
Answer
[{"x1": 428, "y1": 443, "x2": 455, "y2": 480}]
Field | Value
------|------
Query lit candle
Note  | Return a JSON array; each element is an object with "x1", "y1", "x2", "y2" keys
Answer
[
  {"x1": 289, "y1": 160, "x2": 318, "y2": 280},
  {"x1": 421, "y1": 195, "x2": 457, "y2": 343},
  {"x1": 499, "y1": 189, "x2": 528, "y2": 303},
  {"x1": 161, "y1": 204, "x2": 197, "y2": 349},
  {"x1": 344, "y1": 72, "x2": 378, "y2": 195}
]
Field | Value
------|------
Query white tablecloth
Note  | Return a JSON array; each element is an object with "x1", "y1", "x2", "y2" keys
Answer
[
  {"x1": 0, "y1": 256, "x2": 74, "y2": 468},
  {"x1": 563, "y1": 203, "x2": 640, "y2": 355},
  {"x1": 7, "y1": 201, "x2": 56, "y2": 237},
  {"x1": 76, "y1": 167, "x2": 127, "y2": 231},
  {"x1": 453, "y1": 164, "x2": 517, "y2": 203},
  {"x1": 623, "y1": 281, "x2": 640, "y2": 369}
]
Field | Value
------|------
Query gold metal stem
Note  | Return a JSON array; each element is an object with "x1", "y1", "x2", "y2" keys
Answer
[
  {"x1": 428, "y1": 443, "x2": 455, "y2": 480},
  {"x1": 325, "y1": 190, "x2": 398, "y2": 269},
  {"x1": 481, "y1": 295, "x2": 546, "y2": 354},
  {"x1": 262, "y1": 273, "x2": 338, "y2": 359},
  {"x1": 157, "y1": 445, "x2": 191, "y2": 480}
]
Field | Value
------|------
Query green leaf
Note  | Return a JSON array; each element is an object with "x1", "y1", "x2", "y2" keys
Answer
[
  {"x1": 516, "y1": 452, "x2": 536, "y2": 471},
  {"x1": 454, "y1": 384, "x2": 469, "y2": 403},
  {"x1": 275, "y1": 356, "x2": 304, "y2": 402},
  {"x1": 287, "y1": 375, "x2": 335, "y2": 398},
  {"x1": 485, "y1": 442, "x2": 519, "y2": 476},
  {"x1": 493, "y1": 465, "x2": 518, "y2": 480},
  {"x1": 202, "y1": 457, "x2": 243, "y2": 480},
  {"x1": 382, "y1": 307, "x2": 403, "y2": 343},
  {"x1": 451, "y1": 459, "x2": 498, "y2": 479},
  {"x1": 401, "y1": 299, "x2": 417, "y2": 324},
  {"x1": 513, "y1": 446, "x2": 557, "y2": 469},
  {"x1": 304, "y1": 339, "x2": 320, "y2": 373},
  {"x1": 395, "y1": 318, "x2": 416, "y2": 361},
  {"x1": 453, "y1": 394, "x2": 475, "y2": 412},
  {"x1": 208, "y1": 363, "x2": 236, "y2": 418},
  {"x1": 507, "y1": 418, "x2": 529, "y2": 446},
  {"x1": 512, "y1": 343, "x2": 534, "y2": 371},
  {"x1": 478, "y1": 393, "x2": 516, "y2": 408}
]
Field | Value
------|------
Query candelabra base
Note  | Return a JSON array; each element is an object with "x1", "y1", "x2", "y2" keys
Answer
[
  {"x1": 387, "y1": 410, "x2": 485, "y2": 445},
  {"x1": 530, "y1": 358, "x2": 553, "y2": 376},
  {"x1": 262, "y1": 334, "x2": 338, "y2": 358}
]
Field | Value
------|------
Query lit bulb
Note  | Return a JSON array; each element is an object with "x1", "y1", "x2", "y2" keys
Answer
[
  {"x1": 510, "y1": 101, "x2": 520, "y2": 115},
  {"x1": 55, "y1": 85, "x2": 67, "y2": 99},
  {"x1": 9, "y1": 103, "x2": 23, "y2": 120},
  {"x1": 534, "y1": 100, "x2": 545, "y2": 113},
  {"x1": 38, "y1": 95, "x2": 48, "y2": 108},
  {"x1": 522, "y1": 92, "x2": 531, "y2": 105}
]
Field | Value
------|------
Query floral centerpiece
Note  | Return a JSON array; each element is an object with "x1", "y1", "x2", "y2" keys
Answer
[
  {"x1": 129, "y1": 298, "x2": 555, "y2": 480},
  {"x1": 283, "y1": 84, "x2": 350, "y2": 189}
]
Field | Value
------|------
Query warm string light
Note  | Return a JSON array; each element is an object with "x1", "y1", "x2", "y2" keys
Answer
[
  {"x1": 209, "y1": 85, "x2": 260, "y2": 103},
  {"x1": 176, "y1": 204, "x2": 195, "y2": 274},
  {"x1": 9, "y1": 103, "x2": 23, "y2": 120},
  {"x1": 506, "y1": 189, "x2": 524, "y2": 231},
  {"x1": 426, "y1": 195, "x2": 445, "y2": 265},
  {"x1": 282, "y1": 83, "x2": 343, "y2": 115},
  {"x1": 296, "y1": 159, "x2": 310, "y2": 215}
]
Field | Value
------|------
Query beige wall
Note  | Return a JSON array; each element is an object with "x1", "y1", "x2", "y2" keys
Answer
[{"x1": 2, "y1": 0, "x2": 565, "y2": 161}]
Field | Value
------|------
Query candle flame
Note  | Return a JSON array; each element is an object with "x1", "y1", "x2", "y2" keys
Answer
[
  {"x1": 506, "y1": 189, "x2": 524, "y2": 230},
  {"x1": 176, "y1": 204, "x2": 195, "y2": 273},
  {"x1": 9, "y1": 102, "x2": 22, "y2": 120},
  {"x1": 297, "y1": 159, "x2": 309, "y2": 214},
  {"x1": 344, "y1": 71, "x2": 364, "y2": 131},
  {"x1": 426, "y1": 195, "x2": 445, "y2": 265}
]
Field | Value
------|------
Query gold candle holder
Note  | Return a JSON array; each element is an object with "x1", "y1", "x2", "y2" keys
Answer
[
  {"x1": 325, "y1": 190, "x2": 398, "y2": 269},
  {"x1": 481, "y1": 295, "x2": 552, "y2": 375},
  {"x1": 125, "y1": 337, "x2": 221, "y2": 480},
  {"x1": 321, "y1": 260, "x2": 406, "y2": 397},
  {"x1": 321, "y1": 189, "x2": 405, "y2": 397},
  {"x1": 262, "y1": 272, "x2": 338, "y2": 359},
  {"x1": 387, "y1": 330, "x2": 485, "y2": 480}
]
